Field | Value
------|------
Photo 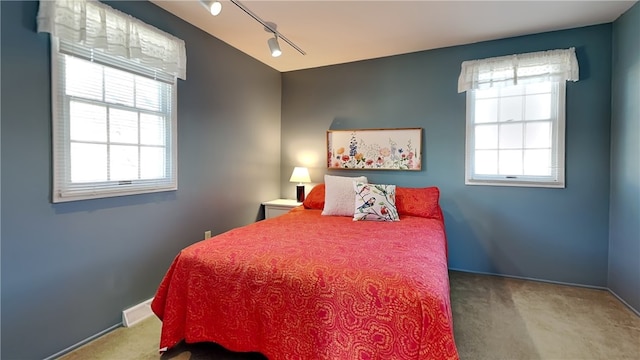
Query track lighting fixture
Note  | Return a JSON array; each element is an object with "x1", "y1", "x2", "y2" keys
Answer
[
  {"x1": 202, "y1": 0, "x2": 304, "y2": 57},
  {"x1": 268, "y1": 35, "x2": 282, "y2": 57},
  {"x1": 229, "y1": 0, "x2": 306, "y2": 57},
  {"x1": 200, "y1": 0, "x2": 222, "y2": 16}
]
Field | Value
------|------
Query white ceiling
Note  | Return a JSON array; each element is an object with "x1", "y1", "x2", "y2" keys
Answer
[{"x1": 151, "y1": 0, "x2": 637, "y2": 72}]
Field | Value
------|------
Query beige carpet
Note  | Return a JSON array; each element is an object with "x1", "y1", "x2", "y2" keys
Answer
[{"x1": 59, "y1": 271, "x2": 640, "y2": 360}]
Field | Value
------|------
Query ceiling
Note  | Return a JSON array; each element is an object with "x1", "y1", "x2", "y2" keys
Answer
[{"x1": 150, "y1": 0, "x2": 637, "y2": 72}]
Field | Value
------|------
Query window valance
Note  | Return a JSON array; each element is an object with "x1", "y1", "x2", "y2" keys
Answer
[
  {"x1": 457, "y1": 47, "x2": 578, "y2": 93},
  {"x1": 37, "y1": 0, "x2": 187, "y2": 80}
]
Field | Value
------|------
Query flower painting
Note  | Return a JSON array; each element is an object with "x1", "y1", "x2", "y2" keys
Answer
[{"x1": 327, "y1": 128, "x2": 422, "y2": 170}]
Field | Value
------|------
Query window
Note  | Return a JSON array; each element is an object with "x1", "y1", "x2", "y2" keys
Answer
[
  {"x1": 37, "y1": 0, "x2": 186, "y2": 202},
  {"x1": 458, "y1": 48, "x2": 579, "y2": 188},
  {"x1": 51, "y1": 45, "x2": 177, "y2": 202},
  {"x1": 466, "y1": 81, "x2": 565, "y2": 187}
]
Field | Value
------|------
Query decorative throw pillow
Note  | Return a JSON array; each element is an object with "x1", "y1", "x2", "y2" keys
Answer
[
  {"x1": 303, "y1": 183, "x2": 325, "y2": 210},
  {"x1": 353, "y1": 182, "x2": 399, "y2": 221},
  {"x1": 395, "y1": 186, "x2": 441, "y2": 220},
  {"x1": 321, "y1": 175, "x2": 368, "y2": 216}
]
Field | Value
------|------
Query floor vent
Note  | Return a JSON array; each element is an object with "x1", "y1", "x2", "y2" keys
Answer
[{"x1": 122, "y1": 298, "x2": 154, "y2": 327}]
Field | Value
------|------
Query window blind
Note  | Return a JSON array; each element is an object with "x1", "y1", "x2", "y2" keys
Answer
[
  {"x1": 51, "y1": 41, "x2": 177, "y2": 202},
  {"x1": 38, "y1": 0, "x2": 183, "y2": 202}
]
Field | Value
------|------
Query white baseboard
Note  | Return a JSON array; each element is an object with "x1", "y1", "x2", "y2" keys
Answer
[{"x1": 122, "y1": 298, "x2": 154, "y2": 327}]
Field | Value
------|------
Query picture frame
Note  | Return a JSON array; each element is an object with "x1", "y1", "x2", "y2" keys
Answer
[{"x1": 327, "y1": 128, "x2": 422, "y2": 170}]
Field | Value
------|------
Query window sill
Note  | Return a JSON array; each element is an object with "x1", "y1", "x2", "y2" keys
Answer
[{"x1": 465, "y1": 179, "x2": 565, "y2": 189}]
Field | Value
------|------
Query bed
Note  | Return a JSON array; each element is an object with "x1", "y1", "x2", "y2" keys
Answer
[{"x1": 151, "y1": 181, "x2": 459, "y2": 359}]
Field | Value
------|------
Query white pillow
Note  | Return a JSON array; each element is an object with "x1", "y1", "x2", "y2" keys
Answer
[{"x1": 322, "y1": 174, "x2": 368, "y2": 216}]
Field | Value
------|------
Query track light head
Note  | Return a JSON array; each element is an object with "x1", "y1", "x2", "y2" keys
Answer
[
  {"x1": 268, "y1": 36, "x2": 282, "y2": 57},
  {"x1": 201, "y1": 0, "x2": 222, "y2": 16}
]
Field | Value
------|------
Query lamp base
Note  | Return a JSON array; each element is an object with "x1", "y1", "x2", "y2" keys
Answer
[{"x1": 296, "y1": 185, "x2": 305, "y2": 202}]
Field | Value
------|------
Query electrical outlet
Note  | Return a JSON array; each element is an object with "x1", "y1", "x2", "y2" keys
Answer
[{"x1": 204, "y1": 230, "x2": 212, "y2": 239}]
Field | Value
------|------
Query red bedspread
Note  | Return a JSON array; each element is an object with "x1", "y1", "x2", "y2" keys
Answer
[{"x1": 151, "y1": 207, "x2": 458, "y2": 359}]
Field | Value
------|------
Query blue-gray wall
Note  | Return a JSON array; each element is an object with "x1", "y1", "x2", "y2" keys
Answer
[
  {"x1": 281, "y1": 25, "x2": 613, "y2": 287},
  {"x1": 1, "y1": 1, "x2": 281, "y2": 359},
  {"x1": 609, "y1": 2, "x2": 640, "y2": 313},
  {"x1": 2, "y1": 1, "x2": 638, "y2": 359}
]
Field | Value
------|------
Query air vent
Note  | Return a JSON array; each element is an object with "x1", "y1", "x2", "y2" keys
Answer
[{"x1": 122, "y1": 298, "x2": 154, "y2": 327}]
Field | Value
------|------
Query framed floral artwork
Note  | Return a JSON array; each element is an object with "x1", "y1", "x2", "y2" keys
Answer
[{"x1": 327, "y1": 128, "x2": 422, "y2": 170}]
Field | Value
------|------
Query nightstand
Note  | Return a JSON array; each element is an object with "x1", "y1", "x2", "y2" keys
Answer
[{"x1": 262, "y1": 199, "x2": 302, "y2": 219}]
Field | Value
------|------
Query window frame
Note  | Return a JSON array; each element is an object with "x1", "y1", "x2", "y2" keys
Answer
[
  {"x1": 51, "y1": 38, "x2": 178, "y2": 203},
  {"x1": 464, "y1": 81, "x2": 566, "y2": 188}
]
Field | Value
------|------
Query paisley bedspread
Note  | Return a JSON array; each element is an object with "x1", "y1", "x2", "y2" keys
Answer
[{"x1": 151, "y1": 207, "x2": 458, "y2": 359}]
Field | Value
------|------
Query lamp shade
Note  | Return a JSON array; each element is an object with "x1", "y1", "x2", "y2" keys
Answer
[{"x1": 289, "y1": 167, "x2": 311, "y2": 184}]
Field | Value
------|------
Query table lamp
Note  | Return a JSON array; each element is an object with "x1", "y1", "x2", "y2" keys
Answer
[{"x1": 289, "y1": 167, "x2": 311, "y2": 202}]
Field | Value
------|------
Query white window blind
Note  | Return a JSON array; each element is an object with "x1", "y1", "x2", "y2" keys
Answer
[
  {"x1": 459, "y1": 48, "x2": 579, "y2": 188},
  {"x1": 38, "y1": 0, "x2": 185, "y2": 202}
]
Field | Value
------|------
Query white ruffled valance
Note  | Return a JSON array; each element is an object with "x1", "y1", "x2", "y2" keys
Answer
[
  {"x1": 37, "y1": 0, "x2": 186, "y2": 80},
  {"x1": 458, "y1": 47, "x2": 578, "y2": 93}
]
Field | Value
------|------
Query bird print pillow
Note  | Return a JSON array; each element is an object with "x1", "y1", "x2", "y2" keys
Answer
[{"x1": 353, "y1": 182, "x2": 399, "y2": 221}]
